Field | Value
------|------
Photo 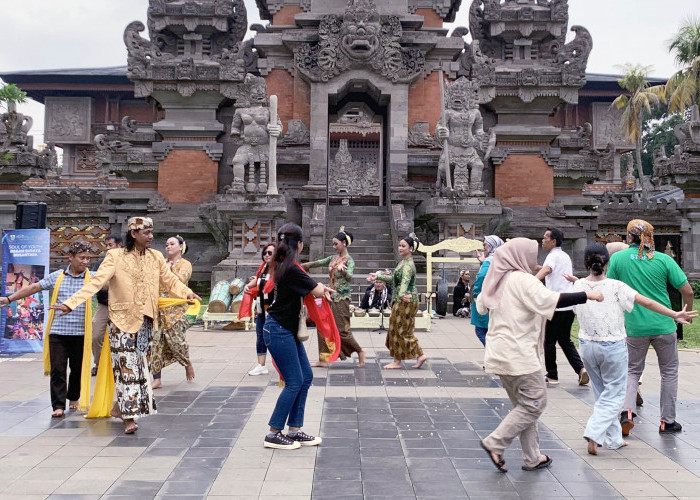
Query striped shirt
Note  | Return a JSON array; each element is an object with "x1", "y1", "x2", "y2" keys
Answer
[{"x1": 39, "y1": 267, "x2": 92, "y2": 336}]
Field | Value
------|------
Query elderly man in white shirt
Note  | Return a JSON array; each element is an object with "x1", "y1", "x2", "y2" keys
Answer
[{"x1": 535, "y1": 228, "x2": 589, "y2": 386}]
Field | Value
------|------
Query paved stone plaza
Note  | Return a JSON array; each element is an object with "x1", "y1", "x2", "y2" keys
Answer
[{"x1": 2, "y1": 318, "x2": 700, "y2": 499}]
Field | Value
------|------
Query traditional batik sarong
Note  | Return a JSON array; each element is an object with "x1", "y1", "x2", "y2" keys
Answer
[
  {"x1": 329, "y1": 299, "x2": 362, "y2": 360},
  {"x1": 151, "y1": 303, "x2": 191, "y2": 373},
  {"x1": 385, "y1": 302, "x2": 423, "y2": 360},
  {"x1": 110, "y1": 318, "x2": 156, "y2": 418}
]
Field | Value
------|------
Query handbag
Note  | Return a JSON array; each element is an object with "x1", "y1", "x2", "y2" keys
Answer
[{"x1": 297, "y1": 297, "x2": 309, "y2": 342}]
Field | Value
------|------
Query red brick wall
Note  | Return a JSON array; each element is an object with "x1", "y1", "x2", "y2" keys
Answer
[
  {"x1": 415, "y1": 8, "x2": 443, "y2": 28},
  {"x1": 273, "y1": 5, "x2": 302, "y2": 25},
  {"x1": 157, "y1": 150, "x2": 218, "y2": 203},
  {"x1": 495, "y1": 154, "x2": 553, "y2": 206},
  {"x1": 293, "y1": 71, "x2": 310, "y2": 127},
  {"x1": 408, "y1": 71, "x2": 442, "y2": 138},
  {"x1": 265, "y1": 69, "x2": 301, "y2": 133}
]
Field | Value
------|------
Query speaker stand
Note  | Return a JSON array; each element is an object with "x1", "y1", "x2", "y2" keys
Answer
[{"x1": 372, "y1": 309, "x2": 387, "y2": 334}]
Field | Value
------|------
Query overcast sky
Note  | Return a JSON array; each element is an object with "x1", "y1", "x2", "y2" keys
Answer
[{"x1": 1, "y1": 0, "x2": 695, "y2": 143}]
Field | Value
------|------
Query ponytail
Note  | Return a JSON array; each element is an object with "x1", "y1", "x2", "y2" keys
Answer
[{"x1": 274, "y1": 222, "x2": 304, "y2": 282}]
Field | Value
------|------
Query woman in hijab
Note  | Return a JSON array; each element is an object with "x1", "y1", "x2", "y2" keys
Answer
[
  {"x1": 476, "y1": 238, "x2": 603, "y2": 473},
  {"x1": 470, "y1": 235, "x2": 504, "y2": 345}
]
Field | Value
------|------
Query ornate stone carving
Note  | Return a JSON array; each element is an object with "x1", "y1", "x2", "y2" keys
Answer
[
  {"x1": 229, "y1": 74, "x2": 282, "y2": 194},
  {"x1": 408, "y1": 122, "x2": 442, "y2": 148},
  {"x1": 44, "y1": 97, "x2": 92, "y2": 144},
  {"x1": 328, "y1": 139, "x2": 380, "y2": 197},
  {"x1": 124, "y1": 0, "x2": 249, "y2": 98},
  {"x1": 655, "y1": 106, "x2": 700, "y2": 192},
  {"x1": 592, "y1": 102, "x2": 635, "y2": 150},
  {"x1": 554, "y1": 25, "x2": 592, "y2": 72},
  {"x1": 0, "y1": 102, "x2": 33, "y2": 149},
  {"x1": 146, "y1": 192, "x2": 170, "y2": 212},
  {"x1": 94, "y1": 134, "x2": 133, "y2": 153},
  {"x1": 279, "y1": 119, "x2": 310, "y2": 146},
  {"x1": 294, "y1": 0, "x2": 425, "y2": 83},
  {"x1": 435, "y1": 77, "x2": 496, "y2": 196}
]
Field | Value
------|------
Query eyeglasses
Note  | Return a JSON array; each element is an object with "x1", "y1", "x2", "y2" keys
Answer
[{"x1": 263, "y1": 251, "x2": 274, "y2": 256}]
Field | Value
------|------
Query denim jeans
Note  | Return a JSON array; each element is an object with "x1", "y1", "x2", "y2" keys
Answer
[
  {"x1": 263, "y1": 314, "x2": 313, "y2": 430},
  {"x1": 580, "y1": 339, "x2": 628, "y2": 449},
  {"x1": 255, "y1": 313, "x2": 267, "y2": 356},
  {"x1": 474, "y1": 327, "x2": 487, "y2": 346}
]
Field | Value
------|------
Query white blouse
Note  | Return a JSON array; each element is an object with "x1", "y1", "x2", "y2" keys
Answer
[{"x1": 572, "y1": 278, "x2": 637, "y2": 342}]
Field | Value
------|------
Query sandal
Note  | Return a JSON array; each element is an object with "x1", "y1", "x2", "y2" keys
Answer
[
  {"x1": 69, "y1": 401, "x2": 78, "y2": 410},
  {"x1": 522, "y1": 455, "x2": 552, "y2": 471},
  {"x1": 51, "y1": 409, "x2": 65, "y2": 418},
  {"x1": 480, "y1": 440, "x2": 507, "y2": 472}
]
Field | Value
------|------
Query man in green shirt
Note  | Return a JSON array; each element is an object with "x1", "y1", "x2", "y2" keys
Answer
[{"x1": 607, "y1": 219, "x2": 694, "y2": 437}]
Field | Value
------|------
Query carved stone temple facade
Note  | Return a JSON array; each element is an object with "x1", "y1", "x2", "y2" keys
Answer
[{"x1": 3, "y1": 0, "x2": 700, "y2": 287}]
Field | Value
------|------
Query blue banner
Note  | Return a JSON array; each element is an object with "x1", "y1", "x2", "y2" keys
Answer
[{"x1": 1, "y1": 229, "x2": 51, "y2": 354}]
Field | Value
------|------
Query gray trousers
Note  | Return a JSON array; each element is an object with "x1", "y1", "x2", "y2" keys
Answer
[
  {"x1": 91, "y1": 302, "x2": 110, "y2": 368},
  {"x1": 482, "y1": 370, "x2": 547, "y2": 468},
  {"x1": 624, "y1": 333, "x2": 678, "y2": 424}
]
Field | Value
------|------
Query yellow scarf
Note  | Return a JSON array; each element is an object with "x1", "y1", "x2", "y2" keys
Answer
[
  {"x1": 86, "y1": 297, "x2": 200, "y2": 418},
  {"x1": 43, "y1": 270, "x2": 92, "y2": 412}
]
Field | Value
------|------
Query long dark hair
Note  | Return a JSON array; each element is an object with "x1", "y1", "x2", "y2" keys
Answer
[
  {"x1": 125, "y1": 230, "x2": 136, "y2": 252},
  {"x1": 274, "y1": 223, "x2": 303, "y2": 282},
  {"x1": 584, "y1": 243, "x2": 609, "y2": 276}
]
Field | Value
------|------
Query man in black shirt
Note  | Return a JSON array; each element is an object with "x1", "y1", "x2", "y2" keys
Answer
[
  {"x1": 360, "y1": 280, "x2": 392, "y2": 311},
  {"x1": 91, "y1": 234, "x2": 122, "y2": 375}
]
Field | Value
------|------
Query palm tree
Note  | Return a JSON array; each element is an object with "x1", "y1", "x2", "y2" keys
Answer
[
  {"x1": 612, "y1": 64, "x2": 665, "y2": 199},
  {"x1": 664, "y1": 17, "x2": 700, "y2": 114}
]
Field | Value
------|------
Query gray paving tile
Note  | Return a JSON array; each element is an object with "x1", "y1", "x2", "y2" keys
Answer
[{"x1": 312, "y1": 480, "x2": 363, "y2": 496}]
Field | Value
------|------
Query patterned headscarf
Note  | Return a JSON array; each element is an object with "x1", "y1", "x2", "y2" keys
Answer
[
  {"x1": 484, "y1": 235, "x2": 505, "y2": 256},
  {"x1": 627, "y1": 219, "x2": 655, "y2": 259},
  {"x1": 67, "y1": 240, "x2": 91, "y2": 255},
  {"x1": 127, "y1": 216, "x2": 154, "y2": 231}
]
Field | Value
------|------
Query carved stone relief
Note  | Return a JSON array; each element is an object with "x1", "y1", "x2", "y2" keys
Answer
[
  {"x1": 592, "y1": 102, "x2": 634, "y2": 150},
  {"x1": 294, "y1": 0, "x2": 425, "y2": 83},
  {"x1": 279, "y1": 119, "x2": 310, "y2": 146},
  {"x1": 44, "y1": 97, "x2": 93, "y2": 144},
  {"x1": 328, "y1": 139, "x2": 380, "y2": 197}
]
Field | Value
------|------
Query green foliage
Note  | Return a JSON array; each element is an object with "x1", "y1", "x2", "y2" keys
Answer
[
  {"x1": 642, "y1": 111, "x2": 685, "y2": 176},
  {"x1": 0, "y1": 83, "x2": 27, "y2": 111},
  {"x1": 665, "y1": 17, "x2": 700, "y2": 113},
  {"x1": 691, "y1": 280, "x2": 700, "y2": 298}
]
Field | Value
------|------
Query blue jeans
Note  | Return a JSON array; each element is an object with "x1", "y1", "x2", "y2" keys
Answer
[
  {"x1": 474, "y1": 327, "x2": 487, "y2": 346},
  {"x1": 255, "y1": 313, "x2": 267, "y2": 356},
  {"x1": 263, "y1": 315, "x2": 313, "y2": 430},
  {"x1": 580, "y1": 339, "x2": 628, "y2": 449}
]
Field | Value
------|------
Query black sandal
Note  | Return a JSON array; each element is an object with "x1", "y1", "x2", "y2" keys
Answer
[
  {"x1": 480, "y1": 440, "x2": 507, "y2": 472},
  {"x1": 522, "y1": 455, "x2": 552, "y2": 471}
]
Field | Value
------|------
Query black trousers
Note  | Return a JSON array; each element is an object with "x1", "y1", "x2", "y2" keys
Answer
[
  {"x1": 544, "y1": 310, "x2": 583, "y2": 380},
  {"x1": 49, "y1": 334, "x2": 84, "y2": 410}
]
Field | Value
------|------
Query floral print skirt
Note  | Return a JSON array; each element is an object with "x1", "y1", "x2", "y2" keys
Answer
[{"x1": 385, "y1": 302, "x2": 423, "y2": 360}]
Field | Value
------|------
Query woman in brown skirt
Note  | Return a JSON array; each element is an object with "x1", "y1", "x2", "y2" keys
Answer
[
  {"x1": 303, "y1": 228, "x2": 366, "y2": 367},
  {"x1": 368, "y1": 235, "x2": 428, "y2": 370}
]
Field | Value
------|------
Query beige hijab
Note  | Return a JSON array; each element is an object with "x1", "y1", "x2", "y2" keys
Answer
[{"x1": 479, "y1": 238, "x2": 538, "y2": 310}]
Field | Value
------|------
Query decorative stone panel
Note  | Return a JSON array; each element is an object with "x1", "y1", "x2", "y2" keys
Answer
[
  {"x1": 44, "y1": 97, "x2": 93, "y2": 144},
  {"x1": 47, "y1": 218, "x2": 111, "y2": 265}
]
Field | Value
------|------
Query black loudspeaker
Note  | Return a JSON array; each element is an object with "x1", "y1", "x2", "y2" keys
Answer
[{"x1": 15, "y1": 202, "x2": 47, "y2": 229}]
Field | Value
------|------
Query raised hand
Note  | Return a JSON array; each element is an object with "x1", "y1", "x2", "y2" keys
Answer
[
  {"x1": 675, "y1": 304, "x2": 698, "y2": 325},
  {"x1": 187, "y1": 292, "x2": 202, "y2": 302},
  {"x1": 562, "y1": 273, "x2": 579, "y2": 283},
  {"x1": 367, "y1": 272, "x2": 377, "y2": 283},
  {"x1": 586, "y1": 290, "x2": 604, "y2": 302}
]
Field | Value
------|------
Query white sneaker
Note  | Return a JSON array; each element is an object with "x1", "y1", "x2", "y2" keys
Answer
[{"x1": 248, "y1": 364, "x2": 269, "y2": 376}]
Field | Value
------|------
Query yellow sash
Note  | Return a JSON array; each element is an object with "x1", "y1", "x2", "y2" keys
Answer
[
  {"x1": 43, "y1": 271, "x2": 93, "y2": 412},
  {"x1": 85, "y1": 297, "x2": 200, "y2": 418}
]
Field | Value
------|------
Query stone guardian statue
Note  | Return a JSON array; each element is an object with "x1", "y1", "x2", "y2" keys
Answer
[
  {"x1": 230, "y1": 74, "x2": 282, "y2": 194},
  {"x1": 435, "y1": 77, "x2": 493, "y2": 196}
]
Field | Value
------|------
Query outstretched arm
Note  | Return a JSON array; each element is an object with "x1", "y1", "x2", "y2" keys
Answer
[
  {"x1": 58, "y1": 252, "x2": 117, "y2": 315},
  {"x1": 635, "y1": 293, "x2": 697, "y2": 324},
  {"x1": 0, "y1": 283, "x2": 43, "y2": 308},
  {"x1": 534, "y1": 265, "x2": 552, "y2": 281}
]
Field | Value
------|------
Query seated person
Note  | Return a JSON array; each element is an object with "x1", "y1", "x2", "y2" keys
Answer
[
  {"x1": 360, "y1": 280, "x2": 392, "y2": 311},
  {"x1": 453, "y1": 269, "x2": 471, "y2": 317}
]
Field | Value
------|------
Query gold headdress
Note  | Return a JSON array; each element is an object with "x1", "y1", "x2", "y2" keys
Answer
[{"x1": 127, "y1": 216, "x2": 154, "y2": 231}]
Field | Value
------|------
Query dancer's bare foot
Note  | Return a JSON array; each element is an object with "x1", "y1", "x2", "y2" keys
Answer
[
  {"x1": 68, "y1": 400, "x2": 79, "y2": 410},
  {"x1": 357, "y1": 351, "x2": 366, "y2": 368},
  {"x1": 185, "y1": 364, "x2": 195, "y2": 381},
  {"x1": 124, "y1": 419, "x2": 138, "y2": 434},
  {"x1": 51, "y1": 408, "x2": 64, "y2": 418},
  {"x1": 110, "y1": 403, "x2": 123, "y2": 420},
  {"x1": 383, "y1": 361, "x2": 402, "y2": 370},
  {"x1": 151, "y1": 378, "x2": 162, "y2": 389},
  {"x1": 311, "y1": 362, "x2": 329, "y2": 368},
  {"x1": 587, "y1": 440, "x2": 598, "y2": 456},
  {"x1": 412, "y1": 355, "x2": 428, "y2": 369}
]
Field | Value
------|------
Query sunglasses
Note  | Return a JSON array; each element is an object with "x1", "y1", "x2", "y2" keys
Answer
[{"x1": 263, "y1": 250, "x2": 274, "y2": 256}]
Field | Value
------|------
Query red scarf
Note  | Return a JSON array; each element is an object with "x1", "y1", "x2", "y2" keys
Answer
[{"x1": 238, "y1": 262, "x2": 266, "y2": 319}]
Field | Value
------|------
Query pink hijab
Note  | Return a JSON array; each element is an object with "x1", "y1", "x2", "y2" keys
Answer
[{"x1": 479, "y1": 238, "x2": 538, "y2": 310}]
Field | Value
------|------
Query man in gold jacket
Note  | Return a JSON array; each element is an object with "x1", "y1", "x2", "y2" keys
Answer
[{"x1": 53, "y1": 216, "x2": 200, "y2": 434}]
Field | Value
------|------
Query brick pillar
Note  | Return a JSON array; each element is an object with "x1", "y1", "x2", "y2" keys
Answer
[
  {"x1": 158, "y1": 150, "x2": 218, "y2": 203},
  {"x1": 495, "y1": 154, "x2": 553, "y2": 206}
]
